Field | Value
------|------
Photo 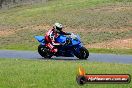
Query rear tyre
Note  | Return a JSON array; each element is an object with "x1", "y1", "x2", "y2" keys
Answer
[
  {"x1": 75, "y1": 47, "x2": 89, "y2": 60},
  {"x1": 38, "y1": 45, "x2": 53, "y2": 58}
]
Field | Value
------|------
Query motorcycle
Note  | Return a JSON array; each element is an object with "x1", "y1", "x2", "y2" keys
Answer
[{"x1": 34, "y1": 33, "x2": 89, "y2": 59}]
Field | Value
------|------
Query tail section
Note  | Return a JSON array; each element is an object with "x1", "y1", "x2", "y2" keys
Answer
[{"x1": 34, "y1": 36, "x2": 45, "y2": 45}]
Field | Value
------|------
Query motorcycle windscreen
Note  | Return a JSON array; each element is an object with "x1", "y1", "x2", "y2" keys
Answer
[
  {"x1": 72, "y1": 35, "x2": 81, "y2": 45},
  {"x1": 34, "y1": 36, "x2": 45, "y2": 44},
  {"x1": 56, "y1": 35, "x2": 67, "y2": 43}
]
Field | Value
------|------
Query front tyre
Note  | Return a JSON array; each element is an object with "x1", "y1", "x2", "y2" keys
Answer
[
  {"x1": 38, "y1": 45, "x2": 53, "y2": 58},
  {"x1": 75, "y1": 47, "x2": 89, "y2": 60}
]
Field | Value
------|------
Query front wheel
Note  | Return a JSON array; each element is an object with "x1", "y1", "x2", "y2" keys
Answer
[
  {"x1": 74, "y1": 47, "x2": 89, "y2": 60},
  {"x1": 38, "y1": 45, "x2": 53, "y2": 58}
]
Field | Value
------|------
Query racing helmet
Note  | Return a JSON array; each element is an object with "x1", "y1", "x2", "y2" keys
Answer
[{"x1": 53, "y1": 23, "x2": 63, "y2": 33}]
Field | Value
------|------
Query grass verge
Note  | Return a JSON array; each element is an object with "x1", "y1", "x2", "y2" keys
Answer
[
  {"x1": 0, "y1": 58, "x2": 132, "y2": 88},
  {"x1": 0, "y1": 44, "x2": 132, "y2": 55},
  {"x1": 89, "y1": 48, "x2": 132, "y2": 55}
]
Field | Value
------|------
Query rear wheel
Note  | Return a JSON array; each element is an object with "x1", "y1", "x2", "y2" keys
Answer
[
  {"x1": 38, "y1": 45, "x2": 53, "y2": 58},
  {"x1": 74, "y1": 47, "x2": 89, "y2": 60}
]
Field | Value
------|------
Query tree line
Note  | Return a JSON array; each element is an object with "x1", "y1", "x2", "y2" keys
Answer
[{"x1": 0, "y1": 0, "x2": 48, "y2": 8}]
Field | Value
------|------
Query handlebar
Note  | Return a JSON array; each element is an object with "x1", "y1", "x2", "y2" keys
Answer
[{"x1": 70, "y1": 33, "x2": 77, "y2": 39}]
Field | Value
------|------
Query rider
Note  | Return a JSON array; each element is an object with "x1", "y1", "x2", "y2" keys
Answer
[{"x1": 45, "y1": 23, "x2": 71, "y2": 54}]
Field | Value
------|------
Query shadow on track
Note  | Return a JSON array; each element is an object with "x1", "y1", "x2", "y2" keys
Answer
[{"x1": 37, "y1": 57, "x2": 87, "y2": 61}]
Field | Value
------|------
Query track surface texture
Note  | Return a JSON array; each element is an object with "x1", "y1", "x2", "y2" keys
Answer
[{"x1": 0, "y1": 50, "x2": 132, "y2": 64}]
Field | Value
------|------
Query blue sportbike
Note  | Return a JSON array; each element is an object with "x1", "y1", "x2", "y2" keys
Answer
[{"x1": 34, "y1": 33, "x2": 89, "y2": 59}]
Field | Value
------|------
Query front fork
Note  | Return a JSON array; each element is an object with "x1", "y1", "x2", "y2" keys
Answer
[{"x1": 73, "y1": 44, "x2": 82, "y2": 55}]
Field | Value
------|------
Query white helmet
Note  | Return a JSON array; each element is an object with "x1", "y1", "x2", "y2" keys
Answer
[{"x1": 53, "y1": 23, "x2": 63, "y2": 33}]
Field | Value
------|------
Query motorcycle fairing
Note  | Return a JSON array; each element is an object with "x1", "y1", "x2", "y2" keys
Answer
[
  {"x1": 56, "y1": 35, "x2": 81, "y2": 46},
  {"x1": 34, "y1": 36, "x2": 45, "y2": 45},
  {"x1": 56, "y1": 35, "x2": 67, "y2": 43},
  {"x1": 71, "y1": 35, "x2": 81, "y2": 45},
  {"x1": 35, "y1": 34, "x2": 84, "y2": 57}
]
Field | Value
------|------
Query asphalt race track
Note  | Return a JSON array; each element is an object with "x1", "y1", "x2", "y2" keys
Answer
[{"x1": 0, "y1": 50, "x2": 132, "y2": 64}]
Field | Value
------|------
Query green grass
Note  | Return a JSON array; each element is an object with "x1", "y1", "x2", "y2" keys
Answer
[
  {"x1": 0, "y1": 0, "x2": 112, "y2": 26},
  {"x1": 0, "y1": 0, "x2": 131, "y2": 27},
  {"x1": 89, "y1": 48, "x2": 132, "y2": 55},
  {"x1": 0, "y1": 58, "x2": 132, "y2": 88},
  {"x1": 0, "y1": 0, "x2": 132, "y2": 53}
]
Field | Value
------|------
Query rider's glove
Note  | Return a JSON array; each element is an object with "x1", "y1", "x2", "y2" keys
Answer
[
  {"x1": 66, "y1": 32, "x2": 72, "y2": 35},
  {"x1": 70, "y1": 33, "x2": 77, "y2": 39}
]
